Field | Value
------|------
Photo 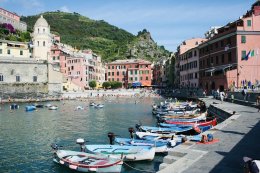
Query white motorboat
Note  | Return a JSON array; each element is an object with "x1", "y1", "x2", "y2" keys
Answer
[
  {"x1": 95, "y1": 104, "x2": 104, "y2": 108},
  {"x1": 49, "y1": 105, "x2": 58, "y2": 110},
  {"x1": 76, "y1": 106, "x2": 84, "y2": 110}
]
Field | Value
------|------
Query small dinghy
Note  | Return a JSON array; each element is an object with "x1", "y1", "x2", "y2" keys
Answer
[
  {"x1": 10, "y1": 104, "x2": 19, "y2": 110},
  {"x1": 76, "y1": 106, "x2": 84, "y2": 110},
  {"x1": 89, "y1": 102, "x2": 96, "y2": 106},
  {"x1": 51, "y1": 139, "x2": 123, "y2": 173},
  {"x1": 34, "y1": 104, "x2": 44, "y2": 108},
  {"x1": 49, "y1": 105, "x2": 58, "y2": 110},
  {"x1": 162, "y1": 118, "x2": 217, "y2": 127},
  {"x1": 95, "y1": 104, "x2": 104, "y2": 108},
  {"x1": 25, "y1": 105, "x2": 36, "y2": 112}
]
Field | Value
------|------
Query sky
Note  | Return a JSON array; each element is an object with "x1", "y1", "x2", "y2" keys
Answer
[{"x1": 0, "y1": 0, "x2": 256, "y2": 52}]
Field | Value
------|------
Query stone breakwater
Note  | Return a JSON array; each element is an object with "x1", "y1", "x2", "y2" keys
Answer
[
  {"x1": 0, "y1": 89, "x2": 161, "y2": 103},
  {"x1": 62, "y1": 89, "x2": 160, "y2": 99}
]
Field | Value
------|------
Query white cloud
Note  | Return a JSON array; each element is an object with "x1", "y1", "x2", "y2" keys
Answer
[{"x1": 60, "y1": 6, "x2": 70, "y2": 13}]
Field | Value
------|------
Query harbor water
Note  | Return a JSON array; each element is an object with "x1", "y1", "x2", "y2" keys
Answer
[{"x1": 0, "y1": 97, "x2": 165, "y2": 173}]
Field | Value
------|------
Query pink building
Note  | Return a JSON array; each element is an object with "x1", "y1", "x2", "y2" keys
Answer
[
  {"x1": 199, "y1": 1, "x2": 260, "y2": 92},
  {"x1": 175, "y1": 38, "x2": 207, "y2": 87},
  {"x1": 0, "y1": 7, "x2": 27, "y2": 31},
  {"x1": 106, "y1": 59, "x2": 152, "y2": 88}
]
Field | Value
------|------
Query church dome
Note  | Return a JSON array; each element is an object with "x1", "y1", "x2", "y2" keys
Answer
[{"x1": 34, "y1": 15, "x2": 49, "y2": 27}]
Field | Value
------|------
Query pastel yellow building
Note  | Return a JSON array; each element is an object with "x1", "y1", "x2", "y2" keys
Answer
[{"x1": 0, "y1": 39, "x2": 32, "y2": 58}]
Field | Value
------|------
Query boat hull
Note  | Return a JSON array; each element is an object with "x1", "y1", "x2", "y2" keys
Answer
[
  {"x1": 53, "y1": 150, "x2": 122, "y2": 173},
  {"x1": 85, "y1": 145, "x2": 155, "y2": 161}
]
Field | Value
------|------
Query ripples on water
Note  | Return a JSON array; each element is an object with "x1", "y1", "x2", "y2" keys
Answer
[{"x1": 0, "y1": 97, "x2": 165, "y2": 173}]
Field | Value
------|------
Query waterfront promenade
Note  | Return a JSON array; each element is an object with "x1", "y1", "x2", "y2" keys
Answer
[{"x1": 158, "y1": 97, "x2": 260, "y2": 173}]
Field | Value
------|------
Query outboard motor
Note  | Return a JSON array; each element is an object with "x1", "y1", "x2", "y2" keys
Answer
[
  {"x1": 128, "y1": 127, "x2": 135, "y2": 139},
  {"x1": 76, "y1": 138, "x2": 85, "y2": 152},
  {"x1": 51, "y1": 143, "x2": 59, "y2": 150},
  {"x1": 135, "y1": 124, "x2": 141, "y2": 131},
  {"x1": 167, "y1": 140, "x2": 177, "y2": 147},
  {"x1": 107, "y1": 132, "x2": 115, "y2": 145}
]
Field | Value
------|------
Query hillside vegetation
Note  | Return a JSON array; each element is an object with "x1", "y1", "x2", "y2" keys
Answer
[{"x1": 21, "y1": 11, "x2": 170, "y2": 62}]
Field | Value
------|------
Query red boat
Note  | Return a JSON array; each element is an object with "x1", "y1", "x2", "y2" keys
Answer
[{"x1": 165, "y1": 118, "x2": 217, "y2": 127}]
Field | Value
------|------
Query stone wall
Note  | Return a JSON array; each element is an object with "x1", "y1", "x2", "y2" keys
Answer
[{"x1": 0, "y1": 83, "x2": 48, "y2": 99}]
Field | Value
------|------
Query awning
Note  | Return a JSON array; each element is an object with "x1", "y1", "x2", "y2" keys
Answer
[
  {"x1": 132, "y1": 81, "x2": 142, "y2": 87},
  {"x1": 205, "y1": 64, "x2": 233, "y2": 73}
]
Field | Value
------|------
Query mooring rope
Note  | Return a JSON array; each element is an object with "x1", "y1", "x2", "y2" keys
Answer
[{"x1": 123, "y1": 162, "x2": 155, "y2": 173}]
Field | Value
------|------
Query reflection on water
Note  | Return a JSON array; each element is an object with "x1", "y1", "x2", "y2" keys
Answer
[{"x1": 0, "y1": 97, "x2": 164, "y2": 173}]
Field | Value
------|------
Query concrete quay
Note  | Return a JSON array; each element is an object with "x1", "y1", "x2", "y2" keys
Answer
[{"x1": 158, "y1": 97, "x2": 260, "y2": 173}]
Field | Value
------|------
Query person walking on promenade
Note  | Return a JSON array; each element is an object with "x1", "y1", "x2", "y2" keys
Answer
[
  {"x1": 220, "y1": 91, "x2": 225, "y2": 103},
  {"x1": 256, "y1": 94, "x2": 260, "y2": 112}
]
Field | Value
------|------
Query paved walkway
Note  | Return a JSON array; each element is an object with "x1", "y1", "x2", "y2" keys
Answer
[{"x1": 158, "y1": 97, "x2": 260, "y2": 173}]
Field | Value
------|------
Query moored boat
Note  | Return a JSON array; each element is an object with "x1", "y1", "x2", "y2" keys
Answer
[
  {"x1": 49, "y1": 105, "x2": 58, "y2": 110},
  {"x1": 10, "y1": 104, "x2": 19, "y2": 110},
  {"x1": 161, "y1": 118, "x2": 217, "y2": 127},
  {"x1": 51, "y1": 144, "x2": 123, "y2": 173},
  {"x1": 95, "y1": 104, "x2": 104, "y2": 108},
  {"x1": 115, "y1": 137, "x2": 177, "y2": 153},
  {"x1": 85, "y1": 144, "x2": 155, "y2": 161},
  {"x1": 25, "y1": 105, "x2": 36, "y2": 112}
]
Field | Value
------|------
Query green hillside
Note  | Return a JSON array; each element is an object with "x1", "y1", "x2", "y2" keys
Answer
[{"x1": 21, "y1": 11, "x2": 170, "y2": 62}]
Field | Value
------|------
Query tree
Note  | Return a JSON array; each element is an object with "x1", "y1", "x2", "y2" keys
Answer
[
  {"x1": 89, "y1": 80, "x2": 97, "y2": 89},
  {"x1": 102, "y1": 82, "x2": 111, "y2": 89}
]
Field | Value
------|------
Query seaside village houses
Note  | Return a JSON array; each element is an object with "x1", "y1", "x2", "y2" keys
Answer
[
  {"x1": 0, "y1": 9, "x2": 106, "y2": 100},
  {"x1": 173, "y1": 1, "x2": 260, "y2": 94}
]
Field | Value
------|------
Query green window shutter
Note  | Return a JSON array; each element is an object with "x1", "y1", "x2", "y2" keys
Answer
[
  {"x1": 241, "y1": 50, "x2": 247, "y2": 60},
  {"x1": 247, "y1": 20, "x2": 252, "y2": 27},
  {"x1": 241, "y1": 36, "x2": 246, "y2": 43}
]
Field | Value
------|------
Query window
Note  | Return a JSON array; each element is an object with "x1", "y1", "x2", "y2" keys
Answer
[
  {"x1": 247, "y1": 20, "x2": 252, "y2": 27},
  {"x1": 210, "y1": 57, "x2": 213, "y2": 64},
  {"x1": 242, "y1": 50, "x2": 247, "y2": 60},
  {"x1": 130, "y1": 77, "x2": 133, "y2": 81},
  {"x1": 112, "y1": 66, "x2": 114, "y2": 69},
  {"x1": 7, "y1": 49, "x2": 10, "y2": 54},
  {"x1": 135, "y1": 77, "x2": 138, "y2": 81},
  {"x1": 117, "y1": 78, "x2": 119, "y2": 81},
  {"x1": 0, "y1": 74, "x2": 3, "y2": 81},
  {"x1": 221, "y1": 40, "x2": 224, "y2": 47},
  {"x1": 37, "y1": 41, "x2": 39, "y2": 46},
  {"x1": 43, "y1": 29, "x2": 45, "y2": 33},
  {"x1": 16, "y1": 76, "x2": 20, "y2": 82},
  {"x1": 228, "y1": 52, "x2": 232, "y2": 62},
  {"x1": 33, "y1": 76, "x2": 37, "y2": 82},
  {"x1": 146, "y1": 76, "x2": 148, "y2": 80},
  {"x1": 0, "y1": 49, "x2": 2, "y2": 54},
  {"x1": 130, "y1": 70, "x2": 133, "y2": 75},
  {"x1": 216, "y1": 56, "x2": 219, "y2": 64},
  {"x1": 215, "y1": 42, "x2": 219, "y2": 49},
  {"x1": 112, "y1": 78, "x2": 114, "y2": 81},
  {"x1": 20, "y1": 50, "x2": 23, "y2": 55},
  {"x1": 140, "y1": 77, "x2": 143, "y2": 80},
  {"x1": 221, "y1": 54, "x2": 225, "y2": 63},
  {"x1": 195, "y1": 73, "x2": 197, "y2": 79},
  {"x1": 135, "y1": 70, "x2": 137, "y2": 75},
  {"x1": 241, "y1": 36, "x2": 246, "y2": 43},
  {"x1": 112, "y1": 72, "x2": 114, "y2": 76},
  {"x1": 194, "y1": 50, "x2": 197, "y2": 56},
  {"x1": 108, "y1": 72, "x2": 110, "y2": 76},
  {"x1": 122, "y1": 71, "x2": 125, "y2": 75},
  {"x1": 117, "y1": 72, "x2": 119, "y2": 76},
  {"x1": 43, "y1": 41, "x2": 45, "y2": 47},
  {"x1": 108, "y1": 66, "x2": 110, "y2": 69}
]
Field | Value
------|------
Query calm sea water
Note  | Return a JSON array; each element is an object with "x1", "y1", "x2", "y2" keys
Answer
[{"x1": 0, "y1": 97, "x2": 165, "y2": 173}]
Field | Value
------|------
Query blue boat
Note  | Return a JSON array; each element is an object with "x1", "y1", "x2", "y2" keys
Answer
[
  {"x1": 137, "y1": 125, "x2": 194, "y2": 133},
  {"x1": 85, "y1": 144, "x2": 155, "y2": 161},
  {"x1": 115, "y1": 137, "x2": 178, "y2": 153},
  {"x1": 25, "y1": 105, "x2": 36, "y2": 112}
]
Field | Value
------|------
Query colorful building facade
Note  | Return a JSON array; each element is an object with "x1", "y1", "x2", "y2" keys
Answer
[
  {"x1": 0, "y1": 7, "x2": 27, "y2": 31},
  {"x1": 199, "y1": 1, "x2": 260, "y2": 92},
  {"x1": 106, "y1": 59, "x2": 152, "y2": 87}
]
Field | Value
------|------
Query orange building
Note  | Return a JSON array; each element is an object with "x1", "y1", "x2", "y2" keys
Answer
[{"x1": 106, "y1": 59, "x2": 152, "y2": 88}]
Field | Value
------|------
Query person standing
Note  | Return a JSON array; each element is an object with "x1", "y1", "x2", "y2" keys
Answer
[
  {"x1": 220, "y1": 91, "x2": 224, "y2": 103},
  {"x1": 256, "y1": 94, "x2": 260, "y2": 112}
]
